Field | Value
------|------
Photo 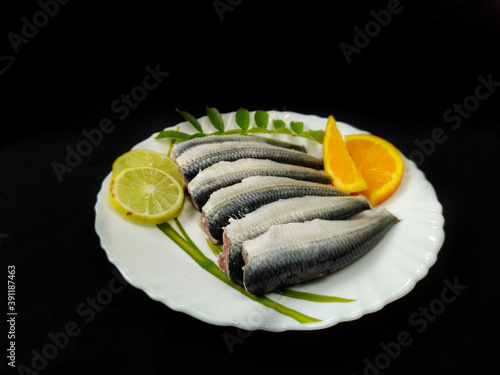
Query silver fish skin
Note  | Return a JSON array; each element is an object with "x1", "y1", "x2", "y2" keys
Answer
[
  {"x1": 219, "y1": 195, "x2": 371, "y2": 283},
  {"x1": 187, "y1": 159, "x2": 332, "y2": 211},
  {"x1": 241, "y1": 209, "x2": 399, "y2": 296},
  {"x1": 171, "y1": 134, "x2": 307, "y2": 159},
  {"x1": 198, "y1": 176, "x2": 349, "y2": 244},
  {"x1": 176, "y1": 141, "x2": 323, "y2": 182}
]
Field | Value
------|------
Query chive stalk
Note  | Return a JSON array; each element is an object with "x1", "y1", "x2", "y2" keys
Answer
[
  {"x1": 157, "y1": 221, "x2": 322, "y2": 324},
  {"x1": 274, "y1": 289, "x2": 356, "y2": 303}
]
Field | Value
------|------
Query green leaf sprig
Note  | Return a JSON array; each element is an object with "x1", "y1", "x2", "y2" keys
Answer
[{"x1": 156, "y1": 106, "x2": 325, "y2": 144}]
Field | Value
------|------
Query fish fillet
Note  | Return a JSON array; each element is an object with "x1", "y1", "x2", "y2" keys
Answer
[
  {"x1": 242, "y1": 209, "x2": 399, "y2": 295},
  {"x1": 172, "y1": 134, "x2": 307, "y2": 159},
  {"x1": 199, "y1": 176, "x2": 349, "y2": 244},
  {"x1": 176, "y1": 141, "x2": 323, "y2": 182},
  {"x1": 188, "y1": 159, "x2": 332, "y2": 211},
  {"x1": 220, "y1": 195, "x2": 371, "y2": 283}
]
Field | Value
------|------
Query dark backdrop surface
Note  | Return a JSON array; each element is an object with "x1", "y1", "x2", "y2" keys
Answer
[{"x1": 1, "y1": 1, "x2": 499, "y2": 374}]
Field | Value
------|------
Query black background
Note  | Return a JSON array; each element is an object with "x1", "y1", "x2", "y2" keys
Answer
[{"x1": 1, "y1": 0, "x2": 499, "y2": 374}]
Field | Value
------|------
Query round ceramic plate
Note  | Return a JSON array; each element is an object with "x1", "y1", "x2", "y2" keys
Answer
[{"x1": 94, "y1": 110, "x2": 445, "y2": 332}]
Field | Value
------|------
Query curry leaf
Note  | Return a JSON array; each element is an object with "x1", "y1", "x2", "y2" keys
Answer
[
  {"x1": 175, "y1": 108, "x2": 203, "y2": 133},
  {"x1": 235, "y1": 107, "x2": 250, "y2": 131},
  {"x1": 290, "y1": 121, "x2": 304, "y2": 135},
  {"x1": 272, "y1": 119, "x2": 286, "y2": 129},
  {"x1": 296, "y1": 131, "x2": 312, "y2": 140},
  {"x1": 254, "y1": 110, "x2": 269, "y2": 129},
  {"x1": 188, "y1": 133, "x2": 207, "y2": 140},
  {"x1": 309, "y1": 129, "x2": 325, "y2": 143},
  {"x1": 206, "y1": 106, "x2": 225, "y2": 132},
  {"x1": 155, "y1": 130, "x2": 191, "y2": 140},
  {"x1": 222, "y1": 129, "x2": 244, "y2": 135}
]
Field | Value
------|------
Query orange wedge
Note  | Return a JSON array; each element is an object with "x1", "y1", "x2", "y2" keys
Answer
[
  {"x1": 323, "y1": 116, "x2": 367, "y2": 193},
  {"x1": 345, "y1": 134, "x2": 404, "y2": 206}
]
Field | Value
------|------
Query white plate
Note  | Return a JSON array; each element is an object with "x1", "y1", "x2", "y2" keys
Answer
[{"x1": 95, "y1": 110, "x2": 445, "y2": 332}]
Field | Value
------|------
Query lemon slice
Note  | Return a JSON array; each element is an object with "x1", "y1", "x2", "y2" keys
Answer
[
  {"x1": 112, "y1": 149, "x2": 183, "y2": 187},
  {"x1": 109, "y1": 166, "x2": 184, "y2": 224}
]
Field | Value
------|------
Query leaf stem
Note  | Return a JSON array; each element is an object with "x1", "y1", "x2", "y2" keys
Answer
[
  {"x1": 156, "y1": 221, "x2": 321, "y2": 324},
  {"x1": 275, "y1": 289, "x2": 356, "y2": 303},
  {"x1": 206, "y1": 239, "x2": 223, "y2": 257},
  {"x1": 173, "y1": 217, "x2": 198, "y2": 249}
]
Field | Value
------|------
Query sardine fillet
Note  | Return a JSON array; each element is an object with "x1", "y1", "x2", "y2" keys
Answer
[
  {"x1": 199, "y1": 176, "x2": 349, "y2": 244},
  {"x1": 220, "y1": 195, "x2": 371, "y2": 283},
  {"x1": 176, "y1": 141, "x2": 323, "y2": 181},
  {"x1": 242, "y1": 209, "x2": 399, "y2": 295},
  {"x1": 171, "y1": 134, "x2": 307, "y2": 159},
  {"x1": 188, "y1": 159, "x2": 332, "y2": 211}
]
